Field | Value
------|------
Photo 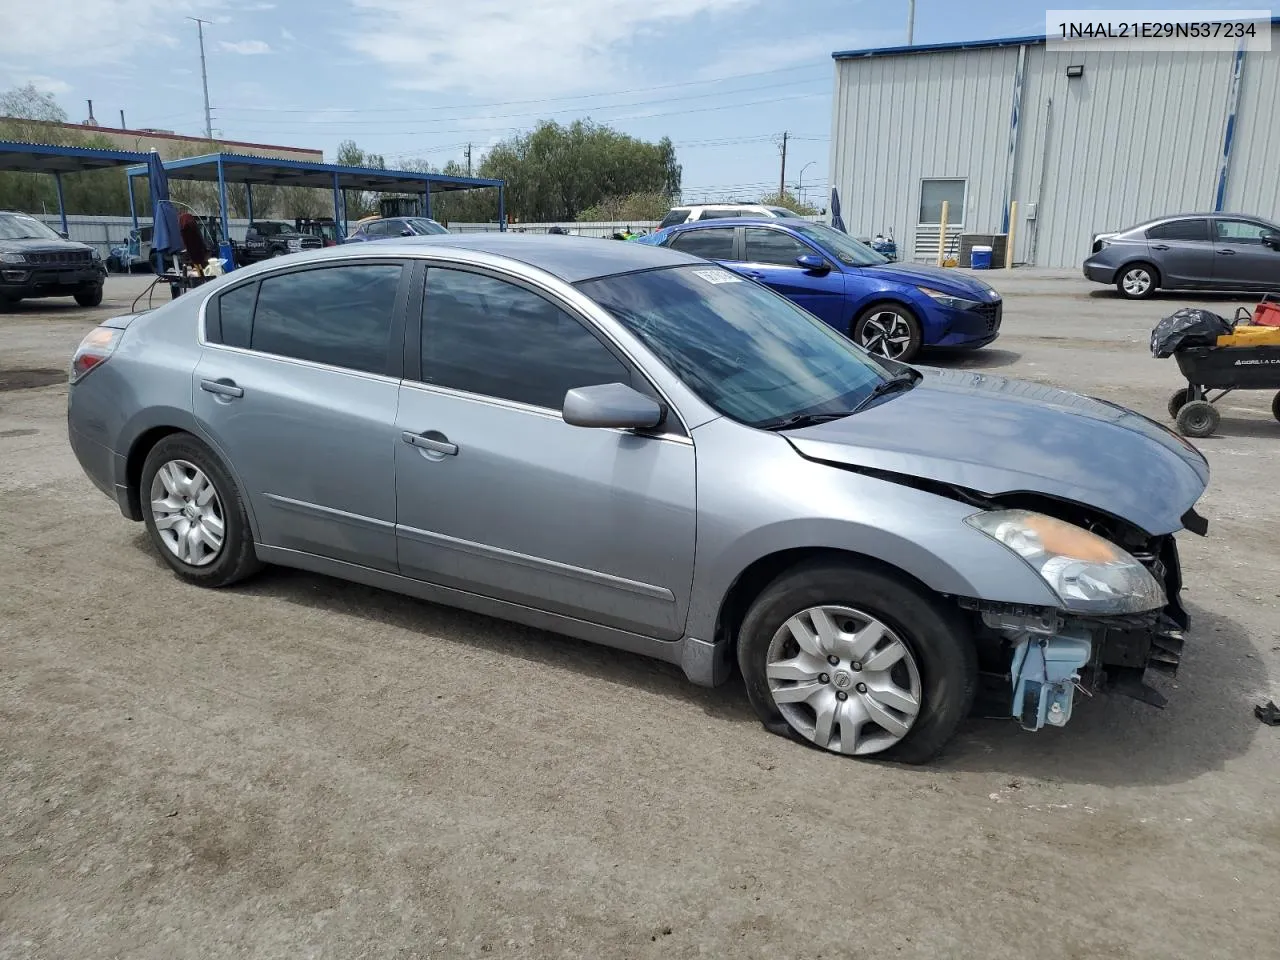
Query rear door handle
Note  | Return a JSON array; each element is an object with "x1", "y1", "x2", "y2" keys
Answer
[
  {"x1": 200, "y1": 378, "x2": 243, "y2": 398},
  {"x1": 1217, "y1": 248, "x2": 1236, "y2": 255},
  {"x1": 401, "y1": 431, "x2": 458, "y2": 456}
]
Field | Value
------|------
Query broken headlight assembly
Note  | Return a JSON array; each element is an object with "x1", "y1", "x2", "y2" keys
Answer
[{"x1": 966, "y1": 509, "x2": 1165, "y2": 615}]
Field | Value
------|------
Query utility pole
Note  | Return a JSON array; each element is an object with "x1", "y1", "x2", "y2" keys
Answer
[
  {"x1": 777, "y1": 131, "x2": 788, "y2": 200},
  {"x1": 465, "y1": 143, "x2": 472, "y2": 177},
  {"x1": 188, "y1": 17, "x2": 214, "y2": 141},
  {"x1": 907, "y1": 0, "x2": 916, "y2": 44}
]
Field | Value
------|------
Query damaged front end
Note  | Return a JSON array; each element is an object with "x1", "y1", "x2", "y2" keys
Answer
[{"x1": 963, "y1": 531, "x2": 1193, "y2": 731}]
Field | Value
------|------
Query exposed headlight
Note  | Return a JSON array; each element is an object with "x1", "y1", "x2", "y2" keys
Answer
[
  {"x1": 0, "y1": 252, "x2": 26, "y2": 264},
  {"x1": 966, "y1": 509, "x2": 1165, "y2": 615},
  {"x1": 916, "y1": 285, "x2": 981, "y2": 310}
]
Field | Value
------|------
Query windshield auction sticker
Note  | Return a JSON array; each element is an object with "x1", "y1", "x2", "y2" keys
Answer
[
  {"x1": 1046, "y1": 9, "x2": 1272, "y2": 51},
  {"x1": 692, "y1": 269, "x2": 743, "y2": 284}
]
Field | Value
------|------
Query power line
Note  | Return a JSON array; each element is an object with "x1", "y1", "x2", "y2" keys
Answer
[{"x1": 213, "y1": 63, "x2": 830, "y2": 115}]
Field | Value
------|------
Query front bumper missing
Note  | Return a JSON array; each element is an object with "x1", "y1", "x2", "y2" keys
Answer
[{"x1": 963, "y1": 534, "x2": 1190, "y2": 730}]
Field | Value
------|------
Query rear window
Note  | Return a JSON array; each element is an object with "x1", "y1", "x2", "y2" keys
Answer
[
  {"x1": 1146, "y1": 219, "x2": 1209, "y2": 242},
  {"x1": 668, "y1": 227, "x2": 736, "y2": 261},
  {"x1": 697, "y1": 209, "x2": 746, "y2": 220},
  {"x1": 659, "y1": 209, "x2": 691, "y2": 229}
]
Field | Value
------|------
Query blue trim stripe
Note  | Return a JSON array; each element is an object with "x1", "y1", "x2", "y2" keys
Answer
[
  {"x1": 833, "y1": 17, "x2": 1280, "y2": 60},
  {"x1": 1214, "y1": 44, "x2": 1247, "y2": 213}
]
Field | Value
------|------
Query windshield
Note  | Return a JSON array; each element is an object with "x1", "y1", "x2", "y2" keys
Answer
[
  {"x1": 792, "y1": 222, "x2": 888, "y2": 267},
  {"x1": 0, "y1": 213, "x2": 63, "y2": 242},
  {"x1": 409, "y1": 218, "x2": 449, "y2": 236},
  {"x1": 577, "y1": 265, "x2": 891, "y2": 428}
]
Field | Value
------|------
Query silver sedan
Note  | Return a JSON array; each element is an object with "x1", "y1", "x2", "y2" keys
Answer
[{"x1": 69, "y1": 236, "x2": 1208, "y2": 761}]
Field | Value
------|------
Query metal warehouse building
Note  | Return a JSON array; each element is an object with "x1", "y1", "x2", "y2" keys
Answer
[{"x1": 828, "y1": 23, "x2": 1280, "y2": 268}]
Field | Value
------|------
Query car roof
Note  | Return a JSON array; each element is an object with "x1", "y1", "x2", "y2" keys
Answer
[
  {"x1": 679, "y1": 203, "x2": 779, "y2": 211},
  {"x1": 667, "y1": 216, "x2": 811, "y2": 230},
  {"x1": 270, "y1": 233, "x2": 704, "y2": 283}
]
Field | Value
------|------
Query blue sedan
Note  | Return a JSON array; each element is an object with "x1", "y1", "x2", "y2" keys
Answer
[{"x1": 644, "y1": 218, "x2": 1002, "y2": 361}]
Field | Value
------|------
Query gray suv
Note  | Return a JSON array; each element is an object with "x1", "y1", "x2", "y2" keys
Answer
[
  {"x1": 0, "y1": 211, "x2": 106, "y2": 307},
  {"x1": 1083, "y1": 213, "x2": 1280, "y2": 299},
  {"x1": 67, "y1": 236, "x2": 1208, "y2": 762}
]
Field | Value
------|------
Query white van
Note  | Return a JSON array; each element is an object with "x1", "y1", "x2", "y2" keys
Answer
[{"x1": 657, "y1": 204, "x2": 796, "y2": 229}]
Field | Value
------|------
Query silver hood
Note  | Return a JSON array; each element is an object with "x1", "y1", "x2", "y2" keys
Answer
[{"x1": 786, "y1": 368, "x2": 1209, "y2": 536}]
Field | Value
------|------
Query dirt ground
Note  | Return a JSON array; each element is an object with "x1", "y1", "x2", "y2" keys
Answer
[{"x1": 2, "y1": 272, "x2": 1277, "y2": 960}]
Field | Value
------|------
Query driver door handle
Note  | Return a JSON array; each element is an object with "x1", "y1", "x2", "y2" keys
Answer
[
  {"x1": 1150, "y1": 244, "x2": 1170, "y2": 251},
  {"x1": 401, "y1": 431, "x2": 458, "y2": 456},
  {"x1": 200, "y1": 378, "x2": 243, "y2": 398},
  {"x1": 1217, "y1": 248, "x2": 1236, "y2": 255}
]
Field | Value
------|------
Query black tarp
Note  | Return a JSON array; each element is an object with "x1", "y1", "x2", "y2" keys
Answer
[{"x1": 1151, "y1": 308, "x2": 1234, "y2": 358}]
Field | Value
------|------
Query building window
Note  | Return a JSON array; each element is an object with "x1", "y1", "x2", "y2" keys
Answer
[{"x1": 919, "y1": 179, "x2": 966, "y2": 224}]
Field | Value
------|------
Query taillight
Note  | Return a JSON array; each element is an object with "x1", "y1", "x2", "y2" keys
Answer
[{"x1": 70, "y1": 326, "x2": 122, "y2": 383}]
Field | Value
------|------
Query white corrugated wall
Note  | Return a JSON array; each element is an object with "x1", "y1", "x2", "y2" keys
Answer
[{"x1": 830, "y1": 27, "x2": 1280, "y2": 268}]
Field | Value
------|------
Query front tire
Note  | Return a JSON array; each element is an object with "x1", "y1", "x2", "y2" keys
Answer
[
  {"x1": 737, "y1": 560, "x2": 977, "y2": 764},
  {"x1": 140, "y1": 434, "x2": 263, "y2": 587},
  {"x1": 1117, "y1": 263, "x2": 1158, "y2": 299},
  {"x1": 852, "y1": 304, "x2": 924, "y2": 362},
  {"x1": 1175, "y1": 400, "x2": 1219, "y2": 438},
  {"x1": 74, "y1": 286, "x2": 104, "y2": 307}
]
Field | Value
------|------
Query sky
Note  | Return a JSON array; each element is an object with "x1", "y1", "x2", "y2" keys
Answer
[{"x1": 0, "y1": 0, "x2": 1261, "y2": 208}]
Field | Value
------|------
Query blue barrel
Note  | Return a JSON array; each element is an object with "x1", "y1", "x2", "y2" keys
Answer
[
  {"x1": 970, "y1": 245, "x2": 993, "y2": 269},
  {"x1": 218, "y1": 241, "x2": 237, "y2": 271}
]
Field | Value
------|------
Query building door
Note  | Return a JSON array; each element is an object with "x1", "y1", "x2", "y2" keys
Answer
[{"x1": 915, "y1": 178, "x2": 966, "y2": 262}]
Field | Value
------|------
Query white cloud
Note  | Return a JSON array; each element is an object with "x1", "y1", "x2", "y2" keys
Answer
[
  {"x1": 694, "y1": 34, "x2": 849, "y2": 80},
  {"x1": 0, "y1": 0, "x2": 194, "y2": 66},
  {"x1": 218, "y1": 39, "x2": 272, "y2": 54},
  {"x1": 16, "y1": 74, "x2": 73, "y2": 95},
  {"x1": 346, "y1": 0, "x2": 756, "y2": 97},
  {"x1": 280, "y1": 27, "x2": 296, "y2": 41}
]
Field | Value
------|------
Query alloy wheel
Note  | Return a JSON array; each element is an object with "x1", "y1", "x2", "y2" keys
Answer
[
  {"x1": 858, "y1": 310, "x2": 915, "y2": 359},
  {"x1": 1122, "y1": 268, "x2": 1152, "y2": 296},
  {"x1": 766, "y1": 604, "x2": 922, "y2": 755},
  {"x1": 149, "y1": 459, "x2": 226, "y2": 566}
]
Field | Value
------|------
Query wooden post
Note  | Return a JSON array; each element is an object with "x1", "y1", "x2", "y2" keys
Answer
[
  {"x1": 1005, "y1": 200, "x2": 1018, "y2": 269},
  {"x1": 937, "y1": 200, "x2": 949, "y2": 267}
]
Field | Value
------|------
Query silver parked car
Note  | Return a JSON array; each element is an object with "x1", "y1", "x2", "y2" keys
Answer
[
  {"x1": 1083, "y1": 212, "x2": 1280, "y2": 299},
  {"x1": 68, "y1": 236, "x2": 1209, "y2": 762}
]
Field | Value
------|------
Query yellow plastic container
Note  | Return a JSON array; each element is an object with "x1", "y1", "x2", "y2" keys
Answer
[{"x1": 1215, "y1": 324, "x2": 1280, "y2": 347}]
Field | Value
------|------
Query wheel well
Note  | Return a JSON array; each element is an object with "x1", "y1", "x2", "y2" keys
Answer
[
  {"x1": 712, "y1": 547, "x2": 943, "y2": 658},
  {"x1": 850, "y1": 298, "x2": 919, "y2": 338},
  {"x1": 1119, "y1": 260, "x2": 1161, "y2": 285},
  {"x1": 123, "y1": 426, "x2": 185, "y2": 519}
]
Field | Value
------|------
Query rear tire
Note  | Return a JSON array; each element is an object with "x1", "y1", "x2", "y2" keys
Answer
[
  {"x1": 1175, "y1": 400, "x2": 1219, "y2": 438},
  {"x1": 140, "y1": 434, "x2": 263, "y2": 588},
  {"x1": 737, "y1": 559, "x2": 977, "y2": 764},
  {"x1": 1167, "y1": 388, "x2": 1190, "y2": 419},
  {"x1": 1272, "y1": 391, "x2": 1280, "y2": 423},
  {"x1": 852, "y1": 303, "x2": 923, "y2": 362},
  {"x1": 1117, "y1": 262, "x2": 1158, "y2": 299}
]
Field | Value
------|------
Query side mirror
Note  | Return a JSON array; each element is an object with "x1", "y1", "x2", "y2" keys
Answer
[
  {"x1": 796, "y1": 253, "x2": 830, "y2": 273},
  {"x1": 1263, "y1": 232, "x2": 1280, "y2": 251},
  {"x1": 401, "y1": 227, "x2": 414, "y2": 236},
  {"x1": 58, "y1": 231, "x2": 70, "y2": 240},
  {"x1": 562, "y1": 382, "x2": 664, "y2": 431}
]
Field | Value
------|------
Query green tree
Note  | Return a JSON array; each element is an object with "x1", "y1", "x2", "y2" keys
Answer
[
  {"x1": 579, "y1": 190, "x2": 671, "y2": 222},
  {"x1": 477, "y1": 120, "x2": 680, "y2": 222},
  {"x1": 335, "y1": 139, "x2": 386, "y2": 218},
  {"x1": 759, "y1": 190, "x2": 818, "y2": 216},
  {"x1": 0, "y1": 83, "x2": 67, "y2": 122}
]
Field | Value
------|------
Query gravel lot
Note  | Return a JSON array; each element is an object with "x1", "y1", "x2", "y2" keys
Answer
[{"x1": 2, "y1": 272, "x2": 1278, "y2": 960}]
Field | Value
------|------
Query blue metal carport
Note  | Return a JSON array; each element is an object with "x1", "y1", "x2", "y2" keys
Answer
[
  {"x1": 0, "y1": 140, "x2": 152, "y2": 236},
  {"x1": 125, "y1": 152, "x2": 505, "y2": 265}
]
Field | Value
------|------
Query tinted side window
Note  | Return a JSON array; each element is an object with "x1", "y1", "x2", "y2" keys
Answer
[
  {"x1": 1146, "y1": 219, "x2": 1209, "y2": 242},
  {"x1": 659, "y1": 210, "x2": 690, "y2": 228},
  {"x1": 1215, "y1": 219, "x2": 1268, "y2": 243},
  {"x1": 250, "y1": 264, "x2": 402, "y2": 374},
  {"x1": 697, "y1": 209, "x2": 740, "y2": 220},
  {"x1": 422, "y1": 268, "x2": 629, "y2": 410},
  {"x1": 669, "y1": 228, "x2": 736, "y2": 260},
  {"x1": 216, "y1": 282, "x2": 257, "y2": 348},
  {"x1": 744, "y1": 228, "x2": 814, "y2": 266}
]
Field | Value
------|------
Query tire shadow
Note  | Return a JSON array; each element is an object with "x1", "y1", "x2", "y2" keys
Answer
[{"x1": 919, "y1": 347, "x2": 1023, "y2": 370}]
